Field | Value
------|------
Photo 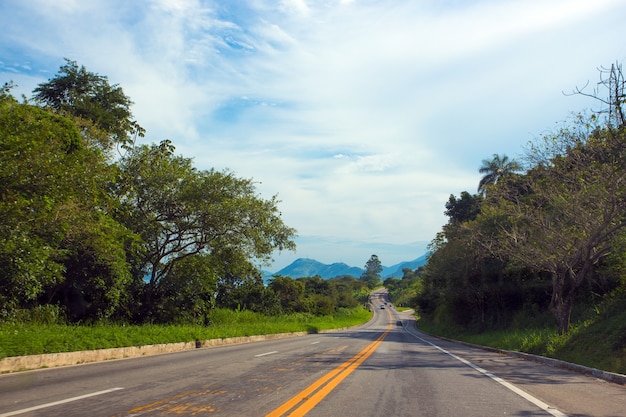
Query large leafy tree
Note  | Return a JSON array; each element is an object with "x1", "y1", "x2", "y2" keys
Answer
[
  {"x1": 32, "y1": 59, "x2": 144, "y2": 152},
  {"x1": 115, "y1": 141, "x2": 297, "y2": 316}
]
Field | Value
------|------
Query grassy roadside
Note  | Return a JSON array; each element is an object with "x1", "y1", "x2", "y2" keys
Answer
[
  {"x1": 416, "y1": 297, "x2": 626, "y2": 375},
  {"x1": 0, "y1": 307, "x2": 372, "y2": 359}
]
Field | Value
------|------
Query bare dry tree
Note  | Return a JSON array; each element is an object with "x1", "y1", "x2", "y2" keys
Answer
[{"x1": 566, "y1": 62, "x2": 626, "y2": 128}]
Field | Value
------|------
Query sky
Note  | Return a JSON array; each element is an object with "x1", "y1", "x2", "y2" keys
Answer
[{"x1": 1, "y1": 0, "x2": 625, "y2": 272}]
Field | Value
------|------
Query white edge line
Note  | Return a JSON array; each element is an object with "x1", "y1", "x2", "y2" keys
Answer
[
  {"x1": 407, "y1": 329, "x2": 569, "y2": 417},
  {"x1": 0, "y1": 387, "x2": 124, "y2": 417},
  {"x1": 254, "y1": 351, "x2": 278, "y2": 357}
]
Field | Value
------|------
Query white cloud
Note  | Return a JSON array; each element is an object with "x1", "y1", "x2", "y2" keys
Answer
[
  {"x1": 279, "y1": 0, "x2": 310, "y2": 16},
  {"x1": 1, "y1": 0, "x2": 625, "y2": 270}
]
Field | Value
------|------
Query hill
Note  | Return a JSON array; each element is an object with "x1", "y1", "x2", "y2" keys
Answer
[
  {"x1": 264, "y1": 254, "x2": 429, "y2": 281},
  {"x1": 381, "y1": 253, "x2": 429, "y2": 278},
  {"x1": 273, "y1": 258, "x2": 363, "y2": 279}
]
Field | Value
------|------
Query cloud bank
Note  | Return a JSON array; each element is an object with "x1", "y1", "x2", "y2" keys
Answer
[{"x1": 1, "y1": 0, "x2": 625, "y2": 269}]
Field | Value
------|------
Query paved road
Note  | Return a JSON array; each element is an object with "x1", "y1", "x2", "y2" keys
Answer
[{"x1": 0, "y1": 290, "x2": 624, "y2": 416}]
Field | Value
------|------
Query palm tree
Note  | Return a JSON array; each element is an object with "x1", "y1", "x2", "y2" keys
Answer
[{"x1": 478, "y1": 154, "x2": 522, "y2": 195}]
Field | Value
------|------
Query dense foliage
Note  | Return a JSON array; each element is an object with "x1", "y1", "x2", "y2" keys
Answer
[
  {"x1": 0, "y1": 62, "x2": 306, "y2": 325},
  {"x1": 388, "y1": 63, "x2": 626, "y2": 337}
]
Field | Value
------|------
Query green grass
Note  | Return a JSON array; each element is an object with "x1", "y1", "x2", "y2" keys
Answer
[
  {"x1": 416, "y1": 297, "x2": 626, "y2": 375},
  {"x1": 0, "y1": 307, "x2": 372, "y2": 359}
]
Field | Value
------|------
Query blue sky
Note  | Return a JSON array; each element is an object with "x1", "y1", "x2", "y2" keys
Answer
[{"x1": 1, "y1": 0, "x2": 625, "y2": 271}]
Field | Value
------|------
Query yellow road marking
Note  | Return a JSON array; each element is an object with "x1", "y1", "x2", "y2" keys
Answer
[{"x1": 266, "y1": 309, "x2": 392, "y2": 417}]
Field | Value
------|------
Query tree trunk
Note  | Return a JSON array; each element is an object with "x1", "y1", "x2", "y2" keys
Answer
[
  {"x1": 550, "y1": 270, "x2": 575, "y2": 335},
  {"x1": 552, "y1": 296, "x2": 573, "y2": 335}
]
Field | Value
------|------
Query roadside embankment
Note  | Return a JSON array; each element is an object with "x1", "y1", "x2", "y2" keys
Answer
[{"x1": 0, "y1": 331, "x2": 321, "y2": 373}]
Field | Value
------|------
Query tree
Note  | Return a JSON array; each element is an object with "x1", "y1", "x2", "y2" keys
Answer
[
  {"x1": 32, "y1": 59, "x2": 144, "y2": 151},
  {"x1": 213, "y1": 247, "x2": 268, "y2": 311},
  {"x1": 299, "y1": 276, "x2": 338, "y2": 315},
  {"x1": 421, "y1": 224, "x2": 492, "y2": 328},
  {"x1": 360, "y1": 254, "x2": 383, "y2": 289},
  {"x1": 444, "y1": 191, "x2": 482, "y2": 224},
  {"x1": 269, "y1": 276, "x2": 305, "y2": 313},
  {"x1": 473, "y1": 126, "x2": 626, "y2": 334},
  {"x1": 301, "y1": 276, "x2": 333, "y2": 296},
  {"x1": 569, "y1": 62, "x2": 626, "y2": 129},
  {"x1": 115, "y1": 141, "x2": 297, "y2": 315},
  {"x1": 0, "y1": 92, "x2": 133, "y2": 320},
  {"x1": 478, "y1": 154, "x2": 522, "y2": 195},
  {"x1": 218, "y1": 274, "x2": 280, "y2": 315},
  {"x1": 330, "y1": 276, "x2": 366, "y2": 308},
  {"x1": 149, "y1": 254, "x2": 218, "y2": 325},
  {"x1": 48, "y1": 212, "x2": 135, "y2": 322}
]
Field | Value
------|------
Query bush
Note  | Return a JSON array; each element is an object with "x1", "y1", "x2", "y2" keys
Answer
[{"x1": 1, "y1": 304, "x2": 66, "y2": 325}]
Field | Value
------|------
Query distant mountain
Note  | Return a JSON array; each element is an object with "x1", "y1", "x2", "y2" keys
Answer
[
  {"x1": 273, "y1": 258, "x2": 363, "y2": 279},
  {"x1": 263, "y1": 254, "x2": 429, "y2": 281},
  {"x1": 381, "y1": 253, "x2": 429, "y2": 278}
]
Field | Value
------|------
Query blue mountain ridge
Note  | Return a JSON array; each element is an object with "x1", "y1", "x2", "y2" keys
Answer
[{"x1": 262, "y1": 253, "x2": 429, "y2": 282}]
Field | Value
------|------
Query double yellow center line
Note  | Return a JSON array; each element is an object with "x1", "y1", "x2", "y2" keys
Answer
[{"x1": 266, "y1": 310, "x2": 392, "y2": 417}]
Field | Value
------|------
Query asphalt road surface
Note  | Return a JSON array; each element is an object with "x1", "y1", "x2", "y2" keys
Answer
[{"x1": 1, "y1": 290, "x2": 624, "y2": 416}]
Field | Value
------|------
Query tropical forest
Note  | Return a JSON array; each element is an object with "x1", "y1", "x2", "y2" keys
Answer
[{"x1": 386, "y1": 64, "x2": 626, "y2": 374}]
